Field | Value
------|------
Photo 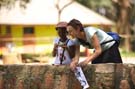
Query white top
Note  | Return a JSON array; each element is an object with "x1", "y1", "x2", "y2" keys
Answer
[
  {"x1": 75, "y1": 27, "x2": 115, "y2": 51},
  {"x1": 53, "y1": 38, "x2": 75, "y2": 65}
]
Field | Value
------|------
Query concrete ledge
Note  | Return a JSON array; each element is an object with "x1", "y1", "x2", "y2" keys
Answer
[{"x1": 0, "y1": 63, "x2": 135, "y2": 89}]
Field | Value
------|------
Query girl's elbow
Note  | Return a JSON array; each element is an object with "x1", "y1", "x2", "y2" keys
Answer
[{"x1": 96, "y1": 49, "x2": 102, "y2": 55}]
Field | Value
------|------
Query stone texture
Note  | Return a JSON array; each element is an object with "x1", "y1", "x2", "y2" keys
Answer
[{"x1": 0, "y1": 64, "x2": 135, "y2": 89}]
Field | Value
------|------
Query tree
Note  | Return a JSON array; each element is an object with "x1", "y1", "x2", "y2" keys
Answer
[
  {"x1": 54, "y1": 0, "x2": 74, "y2": 22},
  {"x1": 112, "y1": 0, "x2": 132, "y2": 52},
  {"x1": 0, "y1": 0, "x2": 30, "y2": 9}
]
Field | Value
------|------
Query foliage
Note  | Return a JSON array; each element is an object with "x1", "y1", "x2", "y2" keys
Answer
[
  {"x1": 76, "y1": 0, "x2": 115, "y2": 21},
  {"x1": 0, "y1": 0, "x2": 30, "y2": 9},
  {"x1": 76, "y1": 0, "x2": 92, "y2": 8},
  {"x1": 76, "y1": 0, "x2": 112, "y2": 9}
]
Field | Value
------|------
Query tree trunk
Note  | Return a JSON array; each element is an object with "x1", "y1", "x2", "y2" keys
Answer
[{"x1": 115, "y1": 0, "x2": 132, "y2": 52}]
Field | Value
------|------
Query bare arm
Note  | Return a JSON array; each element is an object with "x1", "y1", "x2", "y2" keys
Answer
[
  {"x1": 70, "y1": 45, "x2": 80, "y2": 71},
  {"x1": 66, "y1": 45, "x2": 76, "y2": 59},
  {"x1": 52, "y1": 44, "x2": 58, "y2": 57},
  {"x1": 79, "y1": 33, "x2": 102, "y2": 66}
]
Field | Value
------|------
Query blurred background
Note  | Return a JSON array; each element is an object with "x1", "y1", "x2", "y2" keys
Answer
[{"x1": 0, "y1": 0, "x2": 135, "y2": 64}]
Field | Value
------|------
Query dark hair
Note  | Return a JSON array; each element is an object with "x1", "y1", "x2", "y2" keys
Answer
[
  {"x1": 55, "y1": 27, "x2": 66, "y2": 30},
  {"x1": 67, "y1": 19, "x2": 84, "y2": 31}
]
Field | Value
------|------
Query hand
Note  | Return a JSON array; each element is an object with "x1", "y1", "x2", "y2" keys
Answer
[
  {"x1": 60, "y1": 44, "x2": 68, "y2": 49},
  {"x1": 70, "y1": 60, "x2": 78, "y2": 71}
]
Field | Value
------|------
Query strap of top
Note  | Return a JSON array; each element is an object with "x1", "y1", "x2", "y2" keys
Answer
[{"x1": 59, "y1": 39, "x2": 69, "y2": 64}]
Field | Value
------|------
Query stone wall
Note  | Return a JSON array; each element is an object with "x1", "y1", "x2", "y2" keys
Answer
[{"x1": 0, "y1": 63, "x2": 135, "y2": 89}]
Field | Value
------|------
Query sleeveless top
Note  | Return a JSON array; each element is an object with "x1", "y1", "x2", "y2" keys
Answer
[{"x1": 75, "y1": 27, "x2": 115, "y2": 51}]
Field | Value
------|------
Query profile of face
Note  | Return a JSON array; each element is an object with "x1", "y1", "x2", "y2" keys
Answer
[{"x1": 67, "y1": 25, "x2": 79, "y2": 38}]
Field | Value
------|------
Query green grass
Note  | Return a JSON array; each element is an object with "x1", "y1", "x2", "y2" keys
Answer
[{"x1": 120, "y1": 50, "x2": 135, "y2": 57}]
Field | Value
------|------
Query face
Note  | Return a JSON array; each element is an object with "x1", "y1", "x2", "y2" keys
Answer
[
  {"x1": 67, "y1": 25, "x2": 78, "y2": 38},
  {"x1": 56, "y1": 27, "x2": 67, "y2": 38}
]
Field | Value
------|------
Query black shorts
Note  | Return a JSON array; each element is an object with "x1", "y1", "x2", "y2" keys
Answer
[{"x1": 92, "y1": 43, "x2": 123, "y2": 64}]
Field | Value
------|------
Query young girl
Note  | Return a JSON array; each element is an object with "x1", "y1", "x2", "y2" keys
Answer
[
  {"x1": 52, "y1": 22, "x2": 75, "y2": 65},
  {"x1": 52, "y1": 22, "x2": 89, "y2": 89}
]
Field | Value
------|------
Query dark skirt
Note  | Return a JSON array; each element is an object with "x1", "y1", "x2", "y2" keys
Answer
[{"x1": 92, "y1": 43, "x2": 123, "y2": 64}]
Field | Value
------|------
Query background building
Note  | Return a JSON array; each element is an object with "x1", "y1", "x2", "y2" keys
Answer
[{"x1": 0, "y1": 0, "x2": 114, "y2": 54}]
